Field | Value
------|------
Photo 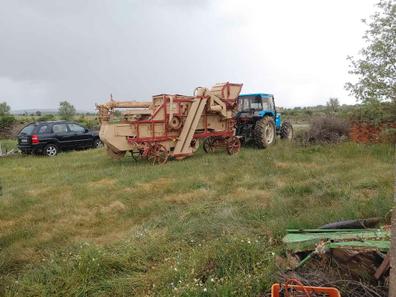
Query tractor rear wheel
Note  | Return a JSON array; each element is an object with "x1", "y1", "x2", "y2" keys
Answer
[
  {"x1": 253, "y1": 116, "x2": 276, "y2": 149},
  {"x1": 280, "y1": 121, "x2": 294, "y2": 140}
]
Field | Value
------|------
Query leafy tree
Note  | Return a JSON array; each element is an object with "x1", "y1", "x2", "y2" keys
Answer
[
  {"x1": 58, "y1": 101, "x2": 76, "y2": 120},
  {"x1": 326, "y1": 98, "x2": 340, "y2": 113},
  {"x1": 0, "y1": 102, "x2": 11, "y2": 116},
  {"x1": 35, "y1": 110, "x2": 42, "y2": 116},
  {"x1": 345, "y1": 0, "x2": 396, "y2": 103}
]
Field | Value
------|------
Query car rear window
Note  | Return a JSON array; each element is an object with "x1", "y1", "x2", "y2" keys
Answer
[{"x1": 19, "y1": 124, "x2": 35, "y2": 135}]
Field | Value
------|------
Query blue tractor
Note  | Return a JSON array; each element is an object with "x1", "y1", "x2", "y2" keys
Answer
[{"x1": 235, "y1": 93, "x2": 293, "y2": 148}]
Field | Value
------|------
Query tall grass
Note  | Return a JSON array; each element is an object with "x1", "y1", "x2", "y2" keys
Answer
[{"x1": 0, "y1": 142, "x2": 394, "y2": 296}]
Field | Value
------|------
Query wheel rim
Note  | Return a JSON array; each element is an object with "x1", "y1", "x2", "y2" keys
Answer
[
  {"x1": 227, "y1": 137, "x2": 240, "y2": 154},
  {"x1": 191, "y1": 139, "x2": 199, "y2": 152},
  {"x1": 46, "y1": 146, "x2": 57, "y2": 156},
  {"x1": 203, "y1": 138, "x2": 215, "y2": 153},
  {"x1": 265, "y1": 124, "x2": 275, "y2": 143},
  {"x1": 95, "y1": 140, "x2": 103, "y2": 148},
  {"x1": 147, "y1": 144, "x2": 169, "y2": 165}
]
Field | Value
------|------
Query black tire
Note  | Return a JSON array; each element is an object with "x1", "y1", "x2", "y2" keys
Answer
[
  {"x1": 44, "y1": 143, "x2": 58, "y2": 157},
  {"x1": 93, "y1": 138, "x2": 103, "y2": 148},
  {"x1": 280, "y1": 121, "x2": 294, "y2": 140},
  {"x1": 253, "y1": 116, "x2": 276, "y2": 148}
]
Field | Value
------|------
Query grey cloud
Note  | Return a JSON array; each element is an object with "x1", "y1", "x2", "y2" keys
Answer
[{"x1": 0, "y1": 0, "x2": 377, "y2": 110}]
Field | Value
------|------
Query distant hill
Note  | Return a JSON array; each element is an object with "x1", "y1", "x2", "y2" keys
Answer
[{"x1": 11, "y1": 109, "x2": 94, "y2": 115}]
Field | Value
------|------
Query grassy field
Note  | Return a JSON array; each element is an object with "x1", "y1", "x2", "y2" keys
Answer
[{"x1": 0, "y1": 141, "x2": 394, "y2": 296}]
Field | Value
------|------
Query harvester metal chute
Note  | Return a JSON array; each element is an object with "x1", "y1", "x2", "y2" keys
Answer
[{"x1": 97, "y1": 82, "x2": 243, "y2": 164}]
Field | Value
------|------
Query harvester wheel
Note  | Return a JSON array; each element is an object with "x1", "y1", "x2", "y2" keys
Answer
[
  {"x1": 190, "y1": 139, "x2": 200, "y2": 153},
  {"x1": 131, "y1": 149, "x2": 143, "y2": 162},
  {"x1": 280, "y1": 121, "x2": 294, "y2": 140},
  {"x1": 203, "y1": 137, "x2": 215, "y2": 153},
  {"x1": 226, "y1": 136, "x2": 241, "y2": 155},
  {"x1": 253, "y1": 116, "x2": 276, "y2": 149},
  {"x1": 147, "y1": 143, "x2": 169, "y2": 165},
  {"x1": 106, "y1": 146, "x2": 126, "y2": 160}
]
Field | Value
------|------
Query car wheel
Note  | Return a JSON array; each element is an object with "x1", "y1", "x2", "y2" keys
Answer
[
  {"x1": 93, "y1": 138, "x2": 103, "y2": 148},
  {"x1": 44, "y1": 144, "x2": 58, "y2": 157}
]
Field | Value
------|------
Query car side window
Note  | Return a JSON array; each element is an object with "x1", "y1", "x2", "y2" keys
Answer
[
  {"x1": 38, "y1": 125, "x2": 49, "y2": 134},
  {"x1": 52, "y1": 124, "x2": 68, "y2": 133},
  {"x1": 68, "y1": 123, "x2": 86, "y2": 133}
]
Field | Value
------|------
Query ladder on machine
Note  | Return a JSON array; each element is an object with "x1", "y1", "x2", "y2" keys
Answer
[{"x1": 173, "y1": 98, "x2": 207, "y2": 156}]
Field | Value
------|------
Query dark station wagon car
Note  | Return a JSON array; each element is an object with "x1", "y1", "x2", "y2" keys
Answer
[{"x1": 17, "y1": 121, "x2": 102, "y2": 156}]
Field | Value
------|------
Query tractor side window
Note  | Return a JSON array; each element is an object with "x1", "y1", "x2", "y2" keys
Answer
[
  {"x1": 262, "y1": 98, "x2": 271, "y2": 110},
  {"x1": 268, "y1": 97, "x2": 274, "y2": 111}
]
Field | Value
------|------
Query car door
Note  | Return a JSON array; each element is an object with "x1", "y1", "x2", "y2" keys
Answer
[
  {"x1": 68, "y1": 123, "x2": 92, "y2": 148},
  {"x1": 52, "y1": 123, "x2": 73, "y2": 149}
]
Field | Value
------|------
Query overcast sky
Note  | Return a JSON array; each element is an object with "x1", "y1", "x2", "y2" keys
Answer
[{"x1": 1, "y1": 0, "x2": 378, "y2": 111}]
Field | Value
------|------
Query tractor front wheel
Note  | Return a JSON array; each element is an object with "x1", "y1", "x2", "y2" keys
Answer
[
  {"x1": 253, "y1": 116, "x2": 276, "y2": 149},
  {"x1": 280, "y1": 121, "x2": 294, "y2": 140}
]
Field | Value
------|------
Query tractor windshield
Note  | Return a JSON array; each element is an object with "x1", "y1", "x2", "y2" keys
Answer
[{"x1": 238, "y1": 95, "x2": 262, "y2": 112}]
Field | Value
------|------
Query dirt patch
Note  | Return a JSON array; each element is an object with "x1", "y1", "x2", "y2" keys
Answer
[
  {"x1": 274, "y1": 162, "x2": 290, "y2": 169},
  {"x1": 100, "y1": 201, "x2": 127, "y2": 214},
  {"x1": 164, "y1": 189, "x2": 208, "y2": 204},
  {"x1": 0, "y1": 219, "x2": 16, "y2": 232},
  {"x1": 233, "y1": 188, "x2": 272, "y2": 206},
  {"x1": 26, "y1": 186, "x2": 51, "y2": 197},
  {"x1": 136, "y1": 178, "x2": 173, "y2": 192},
  {"x1": 89, "y1": 178, "x2": 116, "y2": 187},
  {"x1": 0, "y1": 122, "x2": 25, "y2": 139}
]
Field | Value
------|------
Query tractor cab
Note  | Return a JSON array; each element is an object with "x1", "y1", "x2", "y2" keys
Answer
[
  {"x1": 237, "y1": 94, "x2": 281, "y2": 128},
  {"x1": 235, "y1": 93, "x2": 293, "y2": 148}
]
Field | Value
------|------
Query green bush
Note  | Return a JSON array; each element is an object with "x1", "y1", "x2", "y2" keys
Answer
[
  {"x1": 76, "y1": 116, "x2": 99, "y2": 130},
  {"x1": 37, "y1": 114, "x2": 55, "y2": 121},
  {"x1": 380, "y1": 127, "x2": 396, "y2": 144},
  {"x1": 0, "y1": 115, "x2": 16, "y2": 130},
  {"x1": 295, "y1": 116, "x2": 350, "y2": 145},
  {"x1": 350, "y1": 101, "x2": 396, "y2": 124}
]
